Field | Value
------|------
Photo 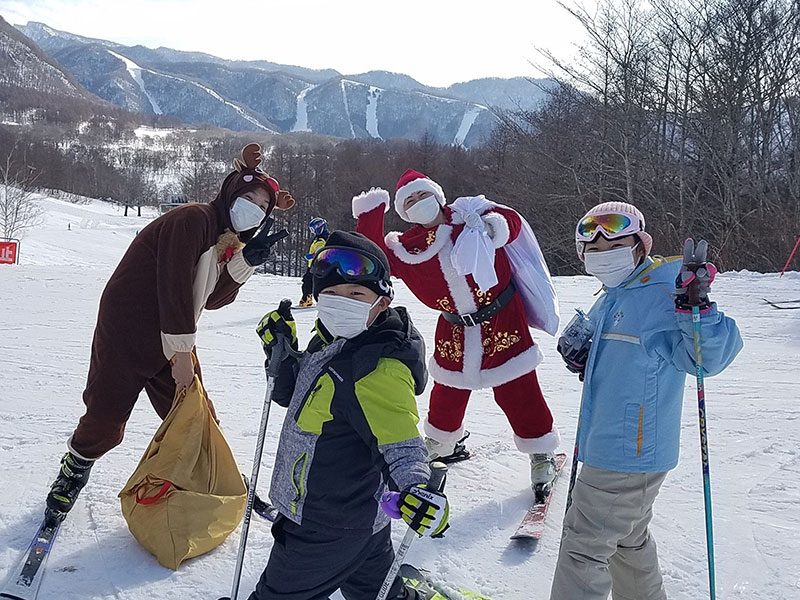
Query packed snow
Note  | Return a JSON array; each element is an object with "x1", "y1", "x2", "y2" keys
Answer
[
  {"x1": 291, "y1": 84, "x2": 315, "y2": 133},
  {"x1": 454, "y1": 106, "x2": 484, "y2": 147},
  {"x1": 366, "y1": 87, "x2": 383, "y2": 139},
  {"x1": 1, "y1": 195, "x2": 799, "y2": 599},
  {"x1": 107, "y1": 50, "x2": 163, "y2": 115},
  {"x1": 340, "y1": 80, "x2": 357, "y2": 139}
]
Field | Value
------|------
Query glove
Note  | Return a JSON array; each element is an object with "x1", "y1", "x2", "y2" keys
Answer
[
  {"x1": 398, "y1": 484, "x2": 450, "y2": 537},
  {"x1": 675, "y1": 238, "x2": 718, "y2": 313},
  {"x1": 556, "y1": 309, "x2": 593, "y2": 381},
  {"x1": 256, "y1": 299, "x2": 298, "y2": 358},
  {"x1": 557, "y1": 335, "x2": 589, "y2": 381},
  {"x1": 242, "y1": 217, "x2": 289, "y2": 267}
]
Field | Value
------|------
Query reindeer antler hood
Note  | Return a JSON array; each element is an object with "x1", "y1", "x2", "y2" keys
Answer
[{"x1": 210, "y1": 143, "x2": 295, "y2": 235}]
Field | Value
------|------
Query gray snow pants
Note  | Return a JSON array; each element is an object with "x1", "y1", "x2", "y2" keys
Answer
[{"x1": 549, "y1": 465, "x2": 668, "y2": 600}]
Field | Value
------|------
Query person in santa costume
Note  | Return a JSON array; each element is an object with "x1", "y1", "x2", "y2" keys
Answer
[{"x1": 353, "y1": 169, "x2": 561, "y2": 492}]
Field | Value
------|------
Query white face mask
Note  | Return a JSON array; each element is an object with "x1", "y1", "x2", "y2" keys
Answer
[
  {"x1": 230, "y1": 196, "x2": 266, "y2": 232},
  {"x1": 404, "y1": 195, "x2": 441, "y2": 225},
  {"x1": 316, "y1": 294, "x2": 382, "y2": 339},
  {"x1": 583, "y1": 244, "x2": 639, "y2": 288}
]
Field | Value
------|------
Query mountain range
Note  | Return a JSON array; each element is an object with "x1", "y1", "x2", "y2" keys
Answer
[{"x1": 2, "y1": 18, "x2": 554, "y2": 146}]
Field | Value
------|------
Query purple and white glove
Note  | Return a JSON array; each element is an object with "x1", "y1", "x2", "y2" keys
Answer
[{"x1": 675, "y1": 238, "x2": 718, "y2": 313}]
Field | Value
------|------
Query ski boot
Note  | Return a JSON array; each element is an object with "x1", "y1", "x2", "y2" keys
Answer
[
  {"x1": 425, "y1": 431, "x2": 471, "y2": 464},
  {"x1": 530, "y1": 452, "x2": 558, "y2": 502},
  {"x1": 46, "y1": 452, "x2": 94, "y2": 522},
  {"x1": 298, "y1": 294, "x2": 314, "y2": 308}
]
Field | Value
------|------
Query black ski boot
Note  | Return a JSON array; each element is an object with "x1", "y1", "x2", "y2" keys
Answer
[{"x1": 46, "y1": 452, "x2": 94, "y2": 519}]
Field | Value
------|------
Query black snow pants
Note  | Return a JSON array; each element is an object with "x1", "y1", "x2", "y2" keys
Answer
[{"x1": 248, "y1": 516, "x2": 409, "y2": 600}]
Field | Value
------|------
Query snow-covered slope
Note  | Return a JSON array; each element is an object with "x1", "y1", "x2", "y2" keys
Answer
[{"x1": 1, "y1": 196, "x2": 799, "y2": 599}]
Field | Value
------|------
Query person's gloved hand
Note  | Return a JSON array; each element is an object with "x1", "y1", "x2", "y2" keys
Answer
[
  {"x1": 398, "y1": 484, "x2": 450, "y2": 537},
  {"x1": 256, "y1": 299, "x2": 298, "y2": 358},
  {"x1": 243, "y1": 217, "x2": 289, "y2": 267},
  {"x1": 557, "y1": 335, "x2": 589, "y2": 381},
  {"x1": 675, "y1": 238, "x2": 718, "y2": 313}
]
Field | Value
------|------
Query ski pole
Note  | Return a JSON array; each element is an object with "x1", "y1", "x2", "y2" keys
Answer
[
  {"x1": 376, "y1": 462, "x2": 448, "y2": 600},
  {"x1": 222, "y1": 301, "x2": 294, "y2": 600},
  {"x1": 692, "y1": 305, "x2": 716, "y2": 600}
]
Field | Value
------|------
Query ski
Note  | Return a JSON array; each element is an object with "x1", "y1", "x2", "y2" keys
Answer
[
  {"x1": 762, "y1": 298, "x2": 800, "y2": 310},
  {"x1": 0, "y1": 516, "x2": 62, "y2": 600},
  {"x1": 400, "y1": 564, "x2": 493, "y2": 600},
  {"x1": 510, "y1": 453, "x2": 568, "y2": 541}
]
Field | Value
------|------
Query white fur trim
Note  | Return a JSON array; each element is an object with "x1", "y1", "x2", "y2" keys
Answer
[
  {"x1": 514, "y1": 428, "x2": 561, "y2": 454},
  {"x1": 352, "y1": 188, "x2": 391, "y2": 218},
  {"x1": 227, "y1": 251, "x2": 255, "y2": 284},
  {"x1": 394, "y1": 179, "x2": 446, "y2": 221},
  {"x1": 482, "y1": 211, "x2": 511, "y2": 248},
  {"x1": 423, "y1": 420, "x2": 466, "y2": 445},
  {"x1": 428, "y1": 344, "x2": 544, "y2": 390},
  {"x1": 385, "y1": 225, "x2": 452, "y2": 265}
]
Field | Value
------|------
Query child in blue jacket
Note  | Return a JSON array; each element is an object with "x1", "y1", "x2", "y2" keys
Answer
[{"x1": 549, "y1": 202, "x2": 743, "y2": 600}]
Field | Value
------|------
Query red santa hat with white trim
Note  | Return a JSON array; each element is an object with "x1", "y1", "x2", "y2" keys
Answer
[{"x1": 394, "y1": 169, "x2": 446, "y2": 222}]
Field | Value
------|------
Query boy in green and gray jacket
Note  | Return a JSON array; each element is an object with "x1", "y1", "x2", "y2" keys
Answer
[{"x1": 250, "y1": 231, "x2": 449, "y2": 600}]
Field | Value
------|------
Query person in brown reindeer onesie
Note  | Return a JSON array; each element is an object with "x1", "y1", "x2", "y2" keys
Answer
[{"x1": 44, "y1": 143, "x2": 295, "y2": 524}]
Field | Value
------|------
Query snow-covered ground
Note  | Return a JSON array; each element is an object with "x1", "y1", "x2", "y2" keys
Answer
[{"x1": 1, "y1": 196, "x2": 799, "y2": 599}]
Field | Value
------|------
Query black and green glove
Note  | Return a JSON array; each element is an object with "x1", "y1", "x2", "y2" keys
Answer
[
  {"x1": 399, "y1": 484, "x2": 450, "y2": 537},
  {"x1": 256, "y1": 300, "x2": 298, "y2": 358}
]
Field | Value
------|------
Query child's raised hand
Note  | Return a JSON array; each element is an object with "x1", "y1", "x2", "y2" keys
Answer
[{"x1": 675, "y1": 238, "x2": 718, "y2": 313}]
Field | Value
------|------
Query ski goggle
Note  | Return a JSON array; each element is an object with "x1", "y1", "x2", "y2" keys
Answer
[
  {"x1": 575, "y1": 212, "x2": 642, "y2": 242},
  {"x1": 311, "y1": 246, "x2": 387, "y2": 282}
]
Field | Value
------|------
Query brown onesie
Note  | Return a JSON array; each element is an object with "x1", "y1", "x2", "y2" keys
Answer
[{"x1": 69, "y1": 146, "x2": 289, "y2": 459}]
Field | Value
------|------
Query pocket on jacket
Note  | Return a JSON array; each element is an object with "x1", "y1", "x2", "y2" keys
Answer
[
  {"x1": 289, "y1": 452, "x2": 309, "y2": 514},
  {"x1": 623, "y1": 403, "x2": 644, "y2": 458}
]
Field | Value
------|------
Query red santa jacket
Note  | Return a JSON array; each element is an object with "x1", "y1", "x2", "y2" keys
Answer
[{"x1": 354, "y1": 189, "x2": 542, "y2": 390}]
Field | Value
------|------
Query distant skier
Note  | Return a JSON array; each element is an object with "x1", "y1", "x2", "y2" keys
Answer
[
  {"x1": 353, "y1": 170, "x2": 561, "y2": 494},
  {"x1": 549, "y1": 202, "x2": 743, "y2": 600},
  {"x1": 252, "y1": 231, "x2": 448, "y2": 600},
  {"x1": 44, "y1": 143, "x2": 295, "y2": 525},
  {"x1": 298, "y1": 216, "x2": 330, "y2": 307}
]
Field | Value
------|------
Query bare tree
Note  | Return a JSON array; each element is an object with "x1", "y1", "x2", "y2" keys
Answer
[{"x1": 0, "y1": 141, "x2": 43, "y2": 239}]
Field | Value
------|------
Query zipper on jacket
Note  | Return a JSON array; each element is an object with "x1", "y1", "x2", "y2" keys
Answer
[
  {"x1": 637, "y1": 406, "x2": 644, "y2": 456},
  {"x1": 290, "y1": 452, "x2": 309, "y2": 515}
]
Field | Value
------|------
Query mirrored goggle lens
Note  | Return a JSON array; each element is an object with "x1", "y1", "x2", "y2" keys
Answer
[
  {"x1": 576, "y1": 214, "x2": 634, "y2": 239},
  {"x1": 312, "y1": 248, "x2": 378, "y2": 278}
]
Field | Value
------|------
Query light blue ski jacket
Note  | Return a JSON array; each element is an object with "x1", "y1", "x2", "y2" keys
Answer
[{"x1": 577, "y1": 256, "x2": 743, "y2": 473}]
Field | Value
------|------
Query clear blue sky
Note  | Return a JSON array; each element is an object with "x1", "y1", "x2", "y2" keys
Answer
[{"x1": 0, "y1": 0, "x2": 587, "y2": 87}]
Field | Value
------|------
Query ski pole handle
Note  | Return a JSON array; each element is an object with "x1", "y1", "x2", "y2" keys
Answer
[
  {"x1": 376, "y1": 462, "x2": 448, "y2": 600},
  {"x1": 428, "y1": 461, "x2": 447, "y2": 492}
]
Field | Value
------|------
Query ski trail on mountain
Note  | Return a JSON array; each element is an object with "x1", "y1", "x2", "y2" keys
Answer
[
  {"x1": 107, "y1": 50, "x2": 162, "y2": 115},
  {"x1": 106, "y1": 50, "x2": 274, "y2": 132},
  {"x1": 340, "y1": 80, "x2": 356, "y2": 138},
  {"x1": 291, "y1": 84, "x2": 315, "y2": 132},
  {"x1": 366, "y1": 87, "x2": 382, "y2": 139},
  {"x1": 454, "y1": 105, "x2": 484, "y2": 146}
]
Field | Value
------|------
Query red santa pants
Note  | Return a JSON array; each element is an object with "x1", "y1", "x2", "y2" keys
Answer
[{"x1": 427, "y1": 370, "x2": 554, "y2": 442}]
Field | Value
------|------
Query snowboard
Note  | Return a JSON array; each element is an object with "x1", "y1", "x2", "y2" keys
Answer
[
  {"x1": 510, "y1": 453, "x2": 568, "y2": 541},
  {"x1": 399, "y1": 564, "x2": 493, "y2": 600}
]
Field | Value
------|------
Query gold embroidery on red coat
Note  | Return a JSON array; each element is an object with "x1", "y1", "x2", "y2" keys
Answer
[
  {"x1": 482, "y1": 326, "x2": 521, "y2": 357},
  {"x1": 437, "y1": 324, "x2": 463, "y2": 361},
  {"x1": 435, "y1": 297, "x2": 454, "y2": 312},
  {"x1": 408, "y1": 230, "x2": 437, "y2": 255},
  {"x1": 474, "y1": 287, "x2": 494, "y2": 307}
]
